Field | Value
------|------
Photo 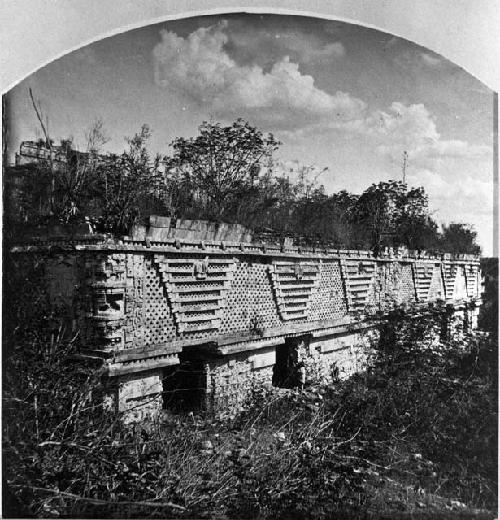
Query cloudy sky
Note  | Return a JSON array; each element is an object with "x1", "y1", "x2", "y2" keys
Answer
[{"x1": 4, "y1": 14, "x2": 494, "y2": 254}]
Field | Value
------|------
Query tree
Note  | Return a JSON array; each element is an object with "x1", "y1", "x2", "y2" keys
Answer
[
  {"x1": 355, "y1": 180, "x2": 408, "y2": 251},
  {"x1": 29, "y1": 87, "x2": 56, "y2": 212},
  {"x1": 14, "y1": 97, "x2": 111, "y2": 227},
  {"x1": 165, "y1": 119, "x2": 281, "y2": 221},
  {"x1": 396, "y1": 214, "x2": 439, "y2": 251},
  {"x1": 439, "y1": 223, "x2": 481, "y2": 255},
  {"x1": 353, "y1": 181, "x2": 441, "y2": 252},
  {"x1": 96, "y1": 125, "x2": 163, "y2": 234},
  {"x1": 393, "y1": 186, "x2": 440, "y2": 250},
  {"x1": 54, "y1": 119, "x2": 109, "y2": 223}
]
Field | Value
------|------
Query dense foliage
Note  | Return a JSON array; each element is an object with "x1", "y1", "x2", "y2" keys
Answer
[
  {"x1": 4, "y1": 100, "x2": 491, "y2": 518},
  {"x1": 3, "y1": 284, "x2": 496, "y2": 518},
  {"x1": 5, "y1": 119, "x2": 481, "y2": 254},
  {"x1": 164, "y1": 119, "x2": 281, "y2": 221},
  {"x1": 95, "y1": 125, "x2": 165, "y2": 234},
  {"x1": 478, "y1": 258, "x2": 499, "y2": 340}
]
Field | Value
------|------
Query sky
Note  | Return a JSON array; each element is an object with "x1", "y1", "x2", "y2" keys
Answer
[{"x1": 4, "y1": 13, "x2": 494, "y2": 254}]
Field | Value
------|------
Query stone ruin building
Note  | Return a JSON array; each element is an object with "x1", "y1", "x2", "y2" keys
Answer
[
  {"x1": 3, "y1": 140, "x2": 483, "y2": 422},
  {"x1": 6, "y1": 217, "x2": 482, "y2": 422}
]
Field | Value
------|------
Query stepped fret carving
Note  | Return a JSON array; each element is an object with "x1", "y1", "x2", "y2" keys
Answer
[
  {"x1": 413, "y1": 263, "x2": 443, "y2": 302},
  {"x1": 343, "y1": 259, "x2": 377, "y2": 312},
  {"x1": 269, "y1": 260, "x2": 321, "y2": 320},
  {"x1": 442, "y1": 263, "x2": 458, "y2": 300},
  {"x1": 153, "y1": 255, "x2": 236, "y2": 335},
  {"x1": 464, "y1": 264, "x2": 479, "y2": 298}
]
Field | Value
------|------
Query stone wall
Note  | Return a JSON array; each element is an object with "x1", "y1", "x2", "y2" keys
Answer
[
  {"x1": 301, "y1": 332, "x2": 373, "y2": 384},
  {"x1": 130, "y1": 217, "x2": 253, "y2": 243},
  {"x1": 7, "y1": 236, "x2": 482, "y2": 420},
  {"x1": 115, "y1": 369, "x2": 164, "y2": 423},
  {"x1": 204, "y1": 347, "x2": 276, "y2": 414}
]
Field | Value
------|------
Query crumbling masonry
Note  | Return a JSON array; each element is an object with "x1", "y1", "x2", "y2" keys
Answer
[{"x1": 8, "y1": 231, "x2": 482, "y2": 421}]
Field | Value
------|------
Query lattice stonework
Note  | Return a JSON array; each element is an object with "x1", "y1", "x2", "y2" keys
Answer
[
  {"x1": 269, "y1": 260, "x2": 321, "y2": 321},
  {"x1": 153, "y1": 254, "x2": 236, "y2": 336},
  {"x1": 342, "y1": 259, "x2": 377, "y2": 313},
  {"x1": 464, "y1": 264, "x2": 479, "y2": 297},
  {"x1": 134, "y1": 256, "x2": 177, "y2": 348},
  {"x1": 413, "y1": 263, "x2": 443, "y2": 302},
  {"x1": 392, "y1": 263, "x2": 415, "y2": 304},
  {"x1": 220, "y1": 260, "x2": 281, "y2": 335},
  {"x1": 308, "y1": 260, "x2": 348, "y2": 321},
  {"x1": 428, "y1": 264, "x2": 445, "y2": 301},
  {"x1": 124, "y1": 254, "x2": 143, "y2": 348}
]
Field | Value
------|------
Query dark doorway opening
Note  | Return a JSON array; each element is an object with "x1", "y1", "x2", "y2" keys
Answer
[
  {"x1": 162, "y1": 361, "x2": 207, "y2": 412},
  {"x1": 272, "y1": 338, "x2": 299, "y2": 388}
]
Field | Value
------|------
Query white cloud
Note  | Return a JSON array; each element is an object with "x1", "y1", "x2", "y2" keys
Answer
[
  {"x1": 278, "y1": 101, "x2": 490, "y2": 169},
  {"x1": 366, "y1": 102, "x2": 439, "y2": 142},
  {"x1": 152, "y1": 22, "x2": 364, "y2": 130},
  {"x1": 415, "y1": 139, "x2": 490, "y2": 161},
  {"x1": 150, "y1": 22, "x2": 492, "y2": 253},
  {"x1": 407, "y1": 168, "x2": 447, "y2": 194},
  {"x1": 362, "y1": 102, "x2": 490, "y2": 167},
  {"x1": 407, "y1": 168, "x2": 493, "y2": 254},
  {"x1": 408, "y1": 169, "x2": 490, "y2": 207}
]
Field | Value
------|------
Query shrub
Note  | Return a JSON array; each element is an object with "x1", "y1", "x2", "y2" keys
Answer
[
  {"x1": 320, "y1": 304, "x2": 497, "y2": 509},
  {"x1": 3, "y1": 293, "x2": 496, "y2": 517}
]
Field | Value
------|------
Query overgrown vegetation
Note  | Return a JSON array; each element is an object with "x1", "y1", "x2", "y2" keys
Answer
[
  {"x1": 5, "y1": 116, "x2": 480, "y2": 254},
  {"x1": 478, "y1": 258, "x2": 499, "y2": 341},
  {"x1": 3, "y1": 104, "x2": 490, "y2": 517},
  {"x1": 3, "y1": 293, "x2": 496, "y2": 518},
  {"x1": 164, "y1": 118, "x2": 280, "y2": 221}
]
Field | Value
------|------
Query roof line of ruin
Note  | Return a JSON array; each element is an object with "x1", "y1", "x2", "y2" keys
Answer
[{"x1": 9, "y1": 235, "x2": 480, "y2": 263}]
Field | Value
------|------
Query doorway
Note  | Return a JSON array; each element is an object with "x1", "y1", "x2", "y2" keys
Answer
[
  {"x1": 162, "y1": 361, "x2": 207, "y2": 412},
  {"x1": 272, "y1": 338, "x2": 300, "y2": 388}
]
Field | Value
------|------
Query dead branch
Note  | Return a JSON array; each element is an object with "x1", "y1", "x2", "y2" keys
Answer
[{"x1": 10, "y1": 484, "x2": 187, "y2": 511}]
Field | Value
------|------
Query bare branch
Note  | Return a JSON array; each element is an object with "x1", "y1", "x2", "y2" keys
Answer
[{"x1": 29, "y1": 87, "x2": 51, "y2": 149}]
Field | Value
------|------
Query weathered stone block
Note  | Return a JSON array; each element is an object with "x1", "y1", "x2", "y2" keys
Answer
[{"x1": 117, "y1": 369, "x2": 163, "y2": 422}]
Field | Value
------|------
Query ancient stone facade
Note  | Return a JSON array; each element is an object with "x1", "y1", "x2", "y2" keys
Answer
[{"x1": 8, "y1": 236, "x2": 482, "y2": 421}]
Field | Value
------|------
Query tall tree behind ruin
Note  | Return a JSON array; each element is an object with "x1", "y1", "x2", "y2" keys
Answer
[
  {"x1": 164, "y1": 119, "x2": 281, "y2": 221},
  {"x1": 439, "y1": 223, "x2": 481, "y2": 255}
]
